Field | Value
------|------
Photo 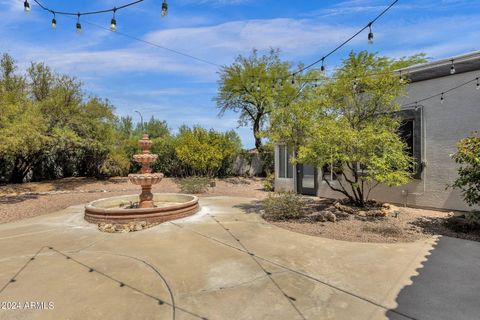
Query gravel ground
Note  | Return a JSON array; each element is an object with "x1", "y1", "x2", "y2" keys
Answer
[
  {"x1": 0, "y1": 177, "x2": 268, "y2": 224},
  {"x1": 268, "y1": 201, "x2": 480, "y2": 243}
]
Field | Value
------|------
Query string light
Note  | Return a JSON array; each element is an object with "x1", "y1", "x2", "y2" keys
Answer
[
  {"x1": 161, "y1": 0, "x2": 168, "y2": 17},
  {"x1": 402, "y1": 75, "x2": 480, "y2": 107},
  {"x1": 320, "y1": 58, "x2": 326, "y2": 74},
  {"x1": 51, "y1": 11, "x2": 56, "y2": 29},
  {"x1": 291, "y1": 75, "x2": 295, "y2": 85},
  {"x1": 26, "y1": 0, "x2": 167, "y2": 32},
  {"x1": 367, "y1": 22, "x2": 374, "y2": 44},
  {"x1": 290, "y1": 0, "x2": 398, "y2": 77},
  {"x1": 110, "y1": 8, "x2": 117, "y2": 32},
  {"x1": 76, "y1": 13, "x2": 82, "y2": 33},
  {"x1": 450, "y1": 60, "x2": 456, "y2": 75}
]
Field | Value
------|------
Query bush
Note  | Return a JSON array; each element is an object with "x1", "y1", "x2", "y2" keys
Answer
[
  {"x1": 263, "y1": 172, "x2": 274, "y2": 191},
  {"x1": 262, "y1": 192, "x2": 306, "y2": 220},
  {"x1": 99, "y1": 151, "x2": 131, "y2": 177},
  {"x1": 175, "y1": 127, "x2": 241, "y2": 177},
  {"x1": 445, "y1": 211, "x2": 480, "y2": 232},
  {"x1": 451, "y1": 133, "x2": 480, "y2": 207},
  {"x1": 177, "y1": 177, "x2": 211, "y2": 194}
]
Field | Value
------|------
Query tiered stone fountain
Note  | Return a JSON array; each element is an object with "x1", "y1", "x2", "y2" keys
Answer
[
  {"x1": 128, "y1": 134, "x2": 163, "y2": 208},
  {"x1": 84, "y1": 134, "x2": 199, "y2": 229}
]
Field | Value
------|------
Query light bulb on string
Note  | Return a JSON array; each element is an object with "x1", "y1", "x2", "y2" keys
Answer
[
  {"x1": 76, "y1": 13, "x2": 82, "y2": 33},
  {"x1": 440, "y1": 92, "x2": 444, "y2": 104},
  {"x1": 24, "y1": 0, "x2": 30, "y2": 12},
  {"x1": 353, "y1": 78, "x2": 358, "y2": 90},
  {"x1": 110, "y1": 8, "x2": 117, "y2": 32},
  {"x1": 367, "y1": 22, "x2": 374, "y2": 44},
  {"x1": 291, "y1": 75, "x2": 295, "y2": 85},
  {"x1": 51, "y1": 11, "x2": 57, "y2": 29},
  {"x1": 476, "y1": 78, "x2": 480, "y2": 90},
  {"x1": 450, "y1": 60, "x2": 456, "y2": 75},
  {"x1": 320, "y1": 58, "x2": 326, "y2": 74},
  {"x1": 161, "y1": 0, "x2": 168, "y2": 17}
]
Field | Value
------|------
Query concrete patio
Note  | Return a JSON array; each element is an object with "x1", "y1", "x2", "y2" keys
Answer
[{"x1": 0, "y1": 196, "x2": 479, "y2": 320}]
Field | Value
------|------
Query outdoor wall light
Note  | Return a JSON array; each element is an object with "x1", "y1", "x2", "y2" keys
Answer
[
  {"x1": 161, "y1": 0, "x2": 168, "y2": 17},
  {"x1": 24, "y1": 0, "x2": 30, "y2": 12},
  {"x1": 367, "y1": 23, "x2": 374, "y2": 44}
]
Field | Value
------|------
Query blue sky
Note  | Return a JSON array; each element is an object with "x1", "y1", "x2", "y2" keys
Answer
[{"x1": 1, "y1": 0, "x2": 479, "y2": 148}]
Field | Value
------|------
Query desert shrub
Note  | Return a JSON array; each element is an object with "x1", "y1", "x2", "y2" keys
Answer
[
  {"x1": 175, "y1": 126, "x2": 241, "y2": 177},
  {"x1": 450, "y1": 133, "x2": 480, "y2": 207},
  {"x1": 262, "y1": 192, "x2": 306, "y2": 220},
  {"x1": 177, "y1": 176, "x2": 210, "y2": 194},
  {"x1": 99, "y1": 151, "x2": 131, "y2": 177},
  {"x1": 445, "y1": 211, "x2": 480, "y2": 232},
  {"x1": 362, "y1": 223, "x2": 403, "y2": 237},
  {"x1": 263, "y1": 172, "x2": 275, "y2": 191}
]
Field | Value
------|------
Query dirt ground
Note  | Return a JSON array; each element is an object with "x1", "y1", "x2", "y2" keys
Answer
[
  {"x1": 267, "y1": 198, "x2": 480, "y2": 243},
  {"x1": 0, "y1": 177, "x2": 267, "y2": 224}
]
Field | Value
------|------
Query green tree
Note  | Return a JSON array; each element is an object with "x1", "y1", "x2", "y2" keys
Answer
[
  {"x1": 215, "y1": 48, "x2": 318, "y2": 151},
  {"x1": 270, "y1": 51, "x2": 426, "y2": 207},
  {"x1": 451, "y1": 133, "x2": 480, "y2": 207},
  {"x1": 175, "y1": 126, "x2": 241, "y2": 177},
  {"x1": 0, "y1": 53, "x2": 128, "y2": 182}
]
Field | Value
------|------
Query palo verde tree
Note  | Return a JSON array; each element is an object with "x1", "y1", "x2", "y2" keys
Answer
[
  {"x1": 270, "y1": 51, "x2": 426, "y2": 207},
  {"x1": 215, "y1": 48, "x2": 318, "y2": 152}
]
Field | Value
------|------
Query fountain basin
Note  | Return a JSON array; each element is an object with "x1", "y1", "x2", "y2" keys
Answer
[{"x1": 84, "y1": 193, "x2": 199, "y2": 225}]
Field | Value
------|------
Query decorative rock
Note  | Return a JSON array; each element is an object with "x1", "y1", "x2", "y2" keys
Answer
[
  {"x1": 325, "y1": 212, "x2": 336, "y2": 222},
  {"x1": 358, "y1": 211, "x2": 367, "y2": 217}
]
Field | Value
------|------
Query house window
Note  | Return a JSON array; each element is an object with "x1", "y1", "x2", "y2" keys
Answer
[
  {"x1": 278, "y1": 145, "x2": 294, "y2": 178},
  {"x1": 398, "y1": 109, "x2": 423, "y2": 179},
  {"x1": 399, "y1": 120, "x2": 414, "y2": 159}
]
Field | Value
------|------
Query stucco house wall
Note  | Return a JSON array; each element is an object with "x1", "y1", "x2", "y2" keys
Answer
[{"x1": 274, "y1": 53, "x2": 480, "y2": 211}]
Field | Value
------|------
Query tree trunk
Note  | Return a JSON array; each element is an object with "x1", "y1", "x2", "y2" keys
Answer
[{"x1": 253, "y1": 118, "x2": 262, "y2": 151}]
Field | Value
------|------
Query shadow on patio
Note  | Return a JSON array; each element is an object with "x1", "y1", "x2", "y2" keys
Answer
[{"x1": 387, "y1": 236, "x2": 480, "y2": 320}]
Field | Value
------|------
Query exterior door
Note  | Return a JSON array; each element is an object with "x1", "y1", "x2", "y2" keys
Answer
[{"x1": 297, "y1": 164, "x2": 317, "y2": 196}]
